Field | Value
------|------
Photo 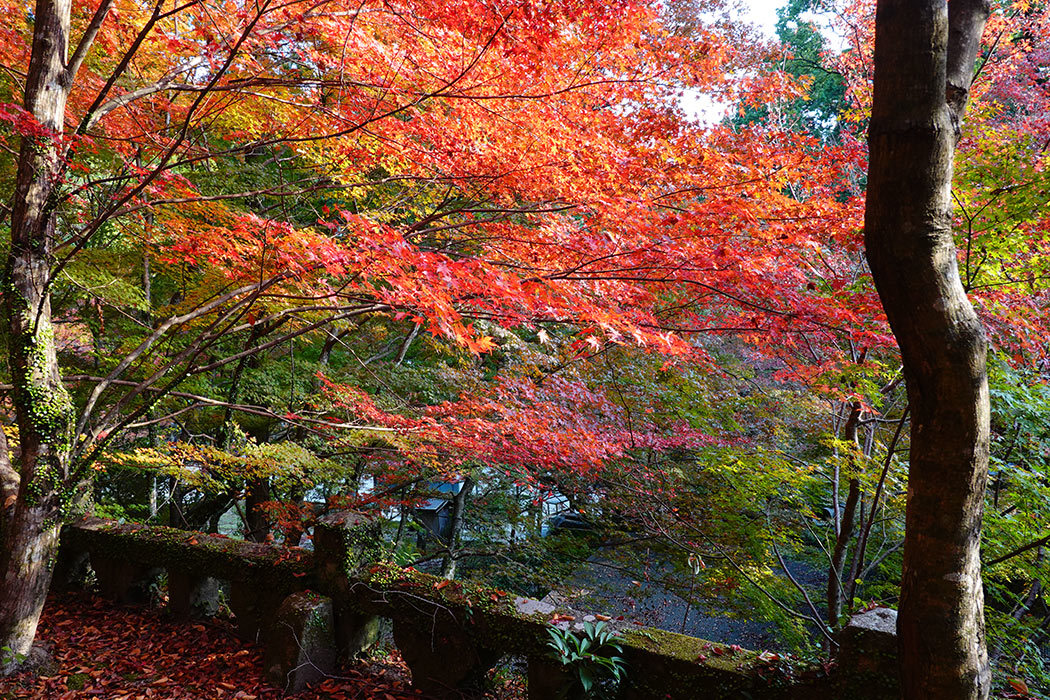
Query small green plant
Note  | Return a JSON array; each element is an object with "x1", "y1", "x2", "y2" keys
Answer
[
  {"x1": 546, "y1": 621, "x2": 626, "y2": 699},
  {"x1": 0, "y1": 645, "x2": 27, "y2": 673},
  {"x1": 215, "y1": 585, "x2": 233, "y2": 619}
]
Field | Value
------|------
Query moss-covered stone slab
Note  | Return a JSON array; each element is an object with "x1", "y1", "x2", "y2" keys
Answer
[
  {"x1": 62, "y1": 517, "x2": 314, "y2": 591},
  {"x1": 348, "y1": 564, "x2": 553, "y2": 657}
]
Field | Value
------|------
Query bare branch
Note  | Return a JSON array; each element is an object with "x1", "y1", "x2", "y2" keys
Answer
[
  {"x1": 74, "y1": 279, "x2": 281, "y2": 439},
  {"x1": 78, "y1": 302, "x2": 386, "y2": 467},
  {"x1": 76, "y1": 0, "x2": 201, "y2": 135},
  {"x1": 771, "y1": 536, "x2": 835, "y2": 645},
  {"x1": 66, "y1": 377, "x2": 406, "y2": 434},
  {"x1": 985, "y1": 534, "x2": 1050, "y2": 568}
]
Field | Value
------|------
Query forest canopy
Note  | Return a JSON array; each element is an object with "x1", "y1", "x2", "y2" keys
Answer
[{"x1": 0, "y1": 0, "x2": 1048, "y2": 698}]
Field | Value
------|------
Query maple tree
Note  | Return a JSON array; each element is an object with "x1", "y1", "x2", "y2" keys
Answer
[
  {"x1": 806, "y1": 1, "x2": 1050, "y2": 695},
  {"x1": 0, "y1": 0, "x2": 1047, "y2": 694},
  {"x1": 0, "y1": 0, "x2": 847, "y2": 670}
]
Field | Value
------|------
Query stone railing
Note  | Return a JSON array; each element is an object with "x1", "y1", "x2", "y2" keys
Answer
[{"x1": 55, "y1": 514, "x2": 899, "y2": 699}]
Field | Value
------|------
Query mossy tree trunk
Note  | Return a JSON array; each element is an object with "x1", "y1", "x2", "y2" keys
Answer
[
  {"x1": 864, "y1": 0, "x2": 992, "y2": 697},
  {"x1": 0, "y1": 0, "x2": 100, "y2": 669},
  {"x1": 0, "y1": 429, "x2": 18, "y2": 539}
]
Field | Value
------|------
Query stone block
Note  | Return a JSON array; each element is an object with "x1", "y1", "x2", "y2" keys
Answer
[
  {"x1": 167, "y1": 571, "x2": 222, "y2": 618},
  {"x1": 334, "y1": 609, "x2": 381, "y2": 658},
  {"x1": 392, "y1": 612, "x2": 500, "y2": 698},
  {"x1": 90, "y1": 552, "x2": 161, "y2": 604},
  {"x1": 835, "y1": 607, "x2": 899, "y2": 700},
  {"x1": 312, "y1": 511, "x2": 380, "y2": 589},
  {"x1": 264, "y1": 591, "x2": 339, "y2": 693}
]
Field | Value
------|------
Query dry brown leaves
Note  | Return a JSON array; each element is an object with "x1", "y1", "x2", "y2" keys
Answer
[{"x1": 0, "y1": 592, "x2": 431, "y2": 700}]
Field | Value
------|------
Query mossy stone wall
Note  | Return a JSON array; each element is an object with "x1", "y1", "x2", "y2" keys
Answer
[{"x1": 59, "y1": 516, "x2": 899, "y2": 700}]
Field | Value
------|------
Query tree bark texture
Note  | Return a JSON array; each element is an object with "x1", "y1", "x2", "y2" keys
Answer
[
  {"x1": 0, "y1": 0, "x2": 82, "y2": 664},
  {"x1": 0, "y1": 506, "x2": 60, "y2": 673},
  {"x1": 864, "y1": 1, "x2": 992, "y2": 698},
  {"x1": 0, "y1": 429, "x2": 18, "y2": 537}
]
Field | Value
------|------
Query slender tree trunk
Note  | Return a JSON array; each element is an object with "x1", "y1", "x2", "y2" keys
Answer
[
  {"x1": 828, "y1": 479, "x2": 859, "y2": 626},
  {"x1": 141, "y1": 231, "x2": 162, "y2": 521},
  {"x1": 168, "y1": 482, "x2": 183, "y2": 527},
  {"x1": 243, "y1": 477, "x2": 270, "y2": 542},
  {"x1": 864, "y1": 1, "x2": 992, "y2": 697},
  {"x1": 318, "y1": 328, "x2": 350, "y2": 366},
  {"x1": 281, "y1": 488, "x2": 308, "y2": 547},
  {"x1": 1010, "y1": 552, "x2": 1043, "y2": 621},
  {"x1": 441, "y1": 477, "x2": 473, "y2": 580},
  {"x1": 827, "y1": 402, "x2": 862, "y2": 628},
  {"x1": 393, "y1": 486, "x2": 410, "y2": 551},
  {"x1": 216, "y1": 324, "x2": 272, "y2": 541}
]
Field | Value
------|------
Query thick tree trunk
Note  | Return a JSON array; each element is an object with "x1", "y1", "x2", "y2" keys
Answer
[
  {"x1": 243, "y1": 478, "x2": 271, "y2": 542},
  {"x1": 0, "y1": 430, "x2": 18, "y2": 540},
  {"x1": 0, "y1": 0, "x2": 83, "y2": 666},
  {"x1": 864, "y1": 1, "x2": 992, "y2": 698},
  {"x1": 0, "y1": 504, "x2": 61, "y2": 672}
]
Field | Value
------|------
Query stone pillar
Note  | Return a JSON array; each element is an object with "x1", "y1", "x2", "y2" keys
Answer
[
  {"x1": 167, "y1": 571, "x2": 222, "y2": 618},
  {"x1": 228, "y1": 579, "x2": 286, "y2": 642},
  {"x1": 312, "y1": 510, "x2": 381, "y2": 585},
  {"x1": 312, "y1": 510, "x2": 383, "y2": 660},
  {"x1": 264, "y1": 591, "x2": 339, "y2": 693},
  {"x1": 835, "y1": 607, "x2": 900, "y2": 700},
  {"x1": 527, "y1": 657, "x2": 573, "y2": 700},
  {"x1": 392, "y1": 612, "x2": 500, "y2": 698},
  {"x1": 90, "y1": 552, "x2": 161, "y2": 604}
]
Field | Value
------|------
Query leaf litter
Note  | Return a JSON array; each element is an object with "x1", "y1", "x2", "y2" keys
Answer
[{"x1": 0, "y1": 592, "x2": 524, "y2": 700}]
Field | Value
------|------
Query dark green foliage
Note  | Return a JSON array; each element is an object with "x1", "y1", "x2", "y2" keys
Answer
[
  {"x1": 731, "y1": 0, "x2": 847, "y2": 143},
  {"x1": 547, "y1": 621, "x2": 627, "y2": 699}
]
